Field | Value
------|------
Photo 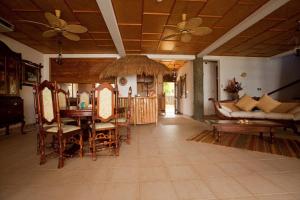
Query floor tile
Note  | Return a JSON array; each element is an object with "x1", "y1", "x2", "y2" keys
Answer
[{"x1": 140, "y1": 181, "x2": 178, "y2": 200}]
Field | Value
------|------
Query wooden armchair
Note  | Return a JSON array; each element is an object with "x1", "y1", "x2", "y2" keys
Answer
[
  {"x1": 90, "y1": 82, "x2": 119, "y2": 160},
  {"x1": 35, "y1": 80, "x2": 83, "y2": 168}
]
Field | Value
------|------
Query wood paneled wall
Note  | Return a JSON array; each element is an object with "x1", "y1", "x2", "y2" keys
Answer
[{"x1": 50, "y1": 58, "x2": 115, "y2": 83}]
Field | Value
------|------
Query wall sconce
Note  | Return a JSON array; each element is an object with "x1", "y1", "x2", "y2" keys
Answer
[{"x1": 240, "y1": 72, "x2": 247, "y2": 78}]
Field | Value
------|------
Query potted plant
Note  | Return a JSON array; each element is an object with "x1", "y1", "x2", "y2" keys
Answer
[{"x1": 224, "y1": 77, "x2": 243, "y2": 100}]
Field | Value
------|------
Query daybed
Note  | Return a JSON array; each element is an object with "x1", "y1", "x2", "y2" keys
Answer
[{"x1": 209, "y1": 97, "x2": 300, "y2": 134}]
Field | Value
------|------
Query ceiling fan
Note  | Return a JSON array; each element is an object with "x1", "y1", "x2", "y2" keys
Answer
[
  {"x1": 162, "y1": 13, "x2": 212, "y2": 43},
  {"x1": 19, "y1": 10, "x2": 88, "y2": 41}
]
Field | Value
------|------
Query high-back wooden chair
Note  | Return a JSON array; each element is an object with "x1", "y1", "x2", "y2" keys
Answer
[
  {"x1": 77, "y1": 91, "x2": 90, "y2": 108},
  {"x1": 35, "y1": 80, "x2": 83, "y2": 168},
  {"x1": 116, "y1": 87, "x2": 132, "y2": 144},
  {"x1": 90, "y1": 82, "x2": 119, "y2": 160},
  {"x1": 57, "y1": 88, "x2": 77, "y2": 125}
]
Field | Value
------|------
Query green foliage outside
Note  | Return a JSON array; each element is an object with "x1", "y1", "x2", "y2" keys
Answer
[{"x1": 163, "y1": 82, "x2": 174, "y2": 96}]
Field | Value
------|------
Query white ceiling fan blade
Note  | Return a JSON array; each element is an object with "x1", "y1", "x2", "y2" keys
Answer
[
  {"x1": 42, "y1": 30, "x2": 58, "y2": 38},
  {"x1": 190, "y1": 27, "x2": 212, "y2": 36},
  {"x1": 177, "y1": 21, "x2": 187, "y2": 30},
  {"x1": 45, "y1": 12, "x2": 60, "y2": 28},
  {"x1": 181, "y1": 33, "x2": 192, "y2": 43},
  {"x1": 62, "y1": 31, "x2": 80, "y2": 41},
  {"x1": 186, "y1": 17, "x2": 202, "y2": 29},
  {"x1": 64, "y1": 24, "x2": 88, "y2": 33},
  {"x1": 59, "y1": 19, "x2": 67, "y2": 28},
  {"x1": 162, "y1": 33, "x2": 181, "y2": 40}
]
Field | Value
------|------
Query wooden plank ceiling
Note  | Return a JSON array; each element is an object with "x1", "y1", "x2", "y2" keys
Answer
[
  {"x1": 210, "y1": 0, "x2": 300, "y2": 57},
  {"x1": 1, "y1": 0, "x2": 298, "y2": 57},
  {"x1": 0, "y1": 0, "x2": 116, "y2": 53},
  {"x1": 112, "y1": 0, "x2": 268, "y2": 55}
]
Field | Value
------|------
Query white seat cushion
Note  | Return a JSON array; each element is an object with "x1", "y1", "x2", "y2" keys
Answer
[
  {"x1": 217, "y1": 107, "x2": 232, "y2": 117},
  {"x1": 61, "y1": 117, "x2": 77, "y2": 123},
  {"x1": 90, "y1": 122, "x2": 115, "y2": 130},
  {"x1": 231, "y1": 111, "x2": 266, "y2": 119},
  {"x1": 46, "y1": 125, "x2": 81, "y2": 133},
  {"x1": 264, "y1": 112, "x2": 294, "y2": 120},
  {"x1": 110, "y1": 118, "x2": 127, "y2": 123}
]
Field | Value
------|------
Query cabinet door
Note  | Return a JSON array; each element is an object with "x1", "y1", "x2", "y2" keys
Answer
[
  {"x1": 6, "y1": 57, "x2": 19, "y2": 95},
  {"x1": 0, "y1": 56, "x2": 6, "y2": 94}
]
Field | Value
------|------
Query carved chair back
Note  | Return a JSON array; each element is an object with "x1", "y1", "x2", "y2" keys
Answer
[
  {"x1": 92, "y1": 82, "x2": 116, "y2": 123},
  {"x1": 57, "y1": 89, "x2": 70, "y2": 109},
  {"x1": 35, "y1": 80, "x2": 62, "y2": 128},
  {"x1": 77, "y1": 91, "x2": 90, "y2": 107}
]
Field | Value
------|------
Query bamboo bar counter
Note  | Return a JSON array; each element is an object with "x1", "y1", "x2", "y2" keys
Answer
[{"x1": 118, "y1": 96, "x2": 158, "y2": 125}]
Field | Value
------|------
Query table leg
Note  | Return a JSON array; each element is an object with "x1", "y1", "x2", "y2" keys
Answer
[
  {"x1": 270, "y1": 128, "x2": 274, "y2": 144},
  {"x1": 217, "y1": 131, "x2": 221, "y2": 142},
  {"x1": 259, "y1": 132, "x2": 263, "y2": 139}
]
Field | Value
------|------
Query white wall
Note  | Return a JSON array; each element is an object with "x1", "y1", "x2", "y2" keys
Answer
[
  {"x1": 203, "y1": 55, "x2": 300, "y2": 101},
  {"x1": 0, "y1": 34, "x2": 44, "y2": 124},
  {"x1": 267, "y1": 54, "x2": 300, "y2": 100},
  {"x1": 117, "y1": 75, "x2": 137, "y2": 97},
  {"x1": 203, "y1": 61, "x2": 218, "y2": 115},
  {"x1": 177, "y1": 61, "x2": 193, "y2": 116},
  {"x1": 203, "y1": 56, "x2": 267, "y2": 100}
]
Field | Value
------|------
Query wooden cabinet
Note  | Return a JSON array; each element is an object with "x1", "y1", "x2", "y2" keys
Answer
[
  {"x1": 0, "y1": 41, "x2": 24, "y2": 134},
  {"x1": 0, "y1": 96, "x2": 24, "y2": 134},
  {"x1": 0, "y1": 41, "x2": 22, "y2": 95}
]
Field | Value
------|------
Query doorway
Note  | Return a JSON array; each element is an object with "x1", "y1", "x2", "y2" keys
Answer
[
  {"x1": 203, "y1": 60, "x2": 219, "y2": 116},
  {"x1": 163, "y1": 82, "x2": 175, "y2": 117}
]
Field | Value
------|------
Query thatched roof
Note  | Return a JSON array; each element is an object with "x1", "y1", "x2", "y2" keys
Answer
[{"x1": 99, "y1": 55, "x2": 170, "y2": 79}]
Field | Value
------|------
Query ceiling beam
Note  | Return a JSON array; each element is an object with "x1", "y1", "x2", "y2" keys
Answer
[
  {"x1": 146, "y1": 54, "x2": 195, "y2": 60},
  {"x1": 197, "y1": 0, "x2": 290, "y2": 57},
  {"x1": 96, "y1": 0, "x2": 126, "y2": 56}
]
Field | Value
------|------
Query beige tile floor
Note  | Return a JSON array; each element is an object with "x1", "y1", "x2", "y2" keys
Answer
[{"x1": 0, "y1": 116, "x2": 300, "y2": 200}]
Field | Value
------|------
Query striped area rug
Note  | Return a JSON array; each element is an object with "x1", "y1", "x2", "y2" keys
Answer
[{"x1": 187, "y1": 130, "x2": 300, "y2": 158}]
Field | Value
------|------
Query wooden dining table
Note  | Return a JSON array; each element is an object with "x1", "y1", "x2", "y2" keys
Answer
[{"x1": 60, "y1": 106, "x2": 126, "y2": 118}]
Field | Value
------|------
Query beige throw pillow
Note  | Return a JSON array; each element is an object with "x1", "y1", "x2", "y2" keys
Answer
[
  {"x1": 235, "y1": 95, "x2": 257, "y2": 112},
  {"x1": 272, "y1": 103, "x2": 299, "y2": 113},
  {"x1": 220, "y1": 102, "x2": 240, "y2": 112},
  {"x1": 256, "y1": 94, "x2": 281, "y2": 113}
]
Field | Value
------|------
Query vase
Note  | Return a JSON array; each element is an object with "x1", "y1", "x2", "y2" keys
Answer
[{"x1": 230, "y1": 92, "x2": 239, "y2": 100}]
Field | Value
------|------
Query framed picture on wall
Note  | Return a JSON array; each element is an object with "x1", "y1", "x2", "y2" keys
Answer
[
  {"x1": 22, "y1": 60, "x2": 42, "y2": 86},
  {"x1": 180, "y1": 74, "x2": 187, "y2": 98}
]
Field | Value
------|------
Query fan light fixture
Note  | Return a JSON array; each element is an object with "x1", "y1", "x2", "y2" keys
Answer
[{"x1": 162, "y1": 13, "x2": 212, "y2": 43}]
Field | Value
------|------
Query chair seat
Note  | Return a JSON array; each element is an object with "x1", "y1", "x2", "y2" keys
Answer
[
  {"x1": 61, "y1": 117, "x2": 77, "y2": 124},
  {"x1": 110, "y1": 117, "x2": 127, "y2": 123},
  {"x1": 43, "y1": 123, "x2": 58, "y2": 128},
  {"x1": 46, "y1": 125, "x2": 81, "y2": 133},
  {"x1": 90, "y1": 122, "x2": 115, "y2": 130}
]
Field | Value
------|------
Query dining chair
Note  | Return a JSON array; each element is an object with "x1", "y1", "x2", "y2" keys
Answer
[
  {"x1": 35, "y1": 80, "x2": 83, "y2": 168},
  {"x1": 57, "y1": 88, "x2": 77, "y2": 125},
  {"x1": 116, "y1": 87, "x2": 132, "y2": 144},
  {"x1": 90, "y1": 82, "x2": 119, "y2": 160},
  {"x1": 77, "y1": 91, "x2": 90, "y2": 108}
]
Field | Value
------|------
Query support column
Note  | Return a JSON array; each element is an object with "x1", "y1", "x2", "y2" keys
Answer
[{"x1": 193, "y1": 57, "x2": 204, "y2": 120}]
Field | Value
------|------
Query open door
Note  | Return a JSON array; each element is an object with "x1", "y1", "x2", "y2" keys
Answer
[{"x1": 163, "y1": 82, "x2": 175, "y2": 117}]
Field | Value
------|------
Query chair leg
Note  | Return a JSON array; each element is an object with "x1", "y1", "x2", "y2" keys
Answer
[
  {"x1": 58, "y1": 136, "x2": 64, "y2": 168},
  {"x1": 126, "y1": 125, "x2": 131, "y2": 145},
  {"x1": 79, "y1": 132, "x2": 83, "y2": 158},
  {"x1": 39, "y1": 133, "x2": 46, "y2": 165},
  {"x1": 92, "y1": 130, "x2": 96, "y2": 161},
  {"x1": 115, "y1": 129, "x2": 120, "y2": 156}
]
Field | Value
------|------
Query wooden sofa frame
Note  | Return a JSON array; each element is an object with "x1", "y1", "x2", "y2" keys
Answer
[{"x1": 209, "y1": 98, "x2": 299, "y2": 134}]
